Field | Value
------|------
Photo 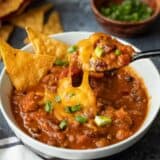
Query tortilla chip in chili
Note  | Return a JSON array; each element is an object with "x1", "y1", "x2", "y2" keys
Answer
[
  {"x1": 0, "y1": 39, "x2": 54, "y2": 91},
  {"x1": 26, "y1": 27, "x2": 68, "y2": 59}
]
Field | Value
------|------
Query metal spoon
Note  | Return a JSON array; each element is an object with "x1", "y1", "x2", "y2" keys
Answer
[{"x1": 132, "y1": 49, "x2": 160, "y2": 61}]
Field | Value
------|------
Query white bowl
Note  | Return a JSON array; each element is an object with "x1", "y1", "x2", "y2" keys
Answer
[{"x1": 0, "y1": 32, "x2": 160, "y2": 160}]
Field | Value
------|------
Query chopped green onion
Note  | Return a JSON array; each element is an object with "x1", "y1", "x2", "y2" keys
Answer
[
  {"x1": 59, "y1": 120, "x2": 68, "y2": 130},
  {"x1": 95, "y1": 115, "x2": 112, "y2": 126},
  {"x1": 75, "y1": 115, "x2": 88, "y2": 124},
  {"x1": 65, "y1": 107, "x2": 72, "y2": 113},
  {"x1": 71, "y1": 104, "x2": 81, "y2": 112},
  {"x1": 95, "y1": 46, "x2": 104, "y2": 58},
  {"x1": 54, "y1": 59, "x2": 69, "y2": 66},
  {"x1": 65, "y1": 104, "x2": 81, "y2": 113},
  {"x1": 55, "y1": 95, "x2": 61, "y2": 103},
  {"x1": 68, "y1": 93, "x2": 75, "y2": 98},
  {"x1": 44, "y1": 101, "x2": 53, "y2": 113},
  {"x1": 67, "y1": 45, "x2": 78, "y2": 53},
  {"x1": 114, "y1": 49, "x2": 121, "y2": 56},
  {"x1": 100, "y1": 7, "x2": 111, "y2": 16},
  {"x1": 100, "y1": 0, "x2": 153, "y2": 22}
]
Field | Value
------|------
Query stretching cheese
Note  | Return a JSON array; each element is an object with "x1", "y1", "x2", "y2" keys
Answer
[
  {"x1": 77, "y1": 38, "x2": 93, "y2": 71},
  {"x1": 54, "y1": 71, "x2": 97, "y2": 121},
  {"x1": 42, "y1": 37, "x2": 97, "y2": 121},
  {"x1": 54, "y1": 38, "x2": 97, "y2": 121}
]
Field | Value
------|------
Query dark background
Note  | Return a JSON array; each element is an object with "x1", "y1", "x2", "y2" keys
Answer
[{"x1": 0, "y1": 0, "x2": 160, "y2": 159}]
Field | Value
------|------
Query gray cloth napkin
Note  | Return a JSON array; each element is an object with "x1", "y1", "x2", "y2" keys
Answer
[{"x1": 0, "y1": 137, "x2": 44, "y2": 160}]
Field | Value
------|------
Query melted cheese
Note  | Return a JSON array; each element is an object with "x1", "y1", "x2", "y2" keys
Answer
[
  {"x1": 38, "y1": 88, "x2": 55, "y2": 106},
  {"x1": 77, "y1": 39, "x2": 93, "y2": 71},
  {"x1": 42, "y1": 38, "x2": 97, "y2": 121},
  {"x1": 54, "y1": 71, "x2": 97, "y2": 121}
]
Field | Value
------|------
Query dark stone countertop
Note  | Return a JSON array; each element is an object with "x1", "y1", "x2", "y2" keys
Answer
[{"x1": 0, "y1": 0, "x2": 160, "y2": 159}]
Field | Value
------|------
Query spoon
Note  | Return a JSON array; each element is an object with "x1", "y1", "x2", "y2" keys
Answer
[{"x1": 132, "y1": 49, "x2": 160, "y2": 61}]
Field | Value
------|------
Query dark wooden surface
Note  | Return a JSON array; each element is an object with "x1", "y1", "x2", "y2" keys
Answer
[{"x1": 0, "y1": 0, "x2": 160, "y2": 159}]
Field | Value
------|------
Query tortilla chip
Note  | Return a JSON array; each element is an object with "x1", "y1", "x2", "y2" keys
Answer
[
  {"x1": 13, "y1": 0, "x2": 33, "y2": 16},
  {"x1": 0, "y1": 24, "x2": 14, "y2": 41},
  {"x1": 43, "y1": 11, "x2": 63, "y2": 35},
  {"x1": 0, "y1": 0, "x2": 24, "y2": 18},
  {"x1": 0, "y1": 39, "x2": 54, "y2": 91},
  {"x1": 26, "y1": 27, "x2": 68, "y2": 59},
  {"x1": 10, "y1": 3, "x2": 53, "y2": 32},
  {"x1": 23, "y1": 37, "x2": 29, "y2": 44}
]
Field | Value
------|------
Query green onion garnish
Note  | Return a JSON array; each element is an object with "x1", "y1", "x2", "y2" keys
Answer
[
  {"x1": 100, "y1": 0, "x2": 153, "y2": 22},
  {"x1": 68, "y1": 93, "x2": 75, "y2": 98},
  {"x1": 94, "y1": 115, "x2": 112, "y2": 126},
  {"x1": 44, "y1": 101, "x2": 53, "y2": 113},
  {"x1": 59, "y1": 120, "x2": 68, "y2": 130},
  {"x1": 65, "y1": 107, "x2": 72, "y2": 113},
  {"x1": 65, "y1": 104, "x2": 81, "y2": 113},
  {"x1": 67, "y1": 45, "x2": 78, "y2": 54},
  {"x1": 75, "y1": 115, "x2": 88, "y2": 124},
  {"x1": 114, "y1": 49, "x2": 121, "y2": 56},
  {"x1": 95, "y1": 46, "x2": 104, "y2": 58},
  {"x1": 55, "y1": 95, "x2": 61, "y2": 103},
  {"x1": 54, "y1": 59, "x2": 69, "y2": 66}
]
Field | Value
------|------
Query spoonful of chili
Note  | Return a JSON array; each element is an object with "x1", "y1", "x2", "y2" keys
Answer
[
  {"x1": 89, "y1": 49, "x2": 160, "y2": 72},
  {"x1": 68, "y1": 33, "x2": 160, "y2": 73}
]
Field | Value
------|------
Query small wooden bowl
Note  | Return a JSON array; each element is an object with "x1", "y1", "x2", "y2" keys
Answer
[{"x1": 90, "y1": 0, "x2": 160, "y2": 37}]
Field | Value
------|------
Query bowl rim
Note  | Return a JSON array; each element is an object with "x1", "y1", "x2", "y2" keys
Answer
[
  {"x1": 0, "y1": 31, "x2": 160, "y2": 154},
  {"x1": 90, "y1": 0, "x2": 160, "y2": 26}
]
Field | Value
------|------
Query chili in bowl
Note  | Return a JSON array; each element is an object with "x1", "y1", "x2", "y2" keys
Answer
[{"x1": 0, "y1": 31, "x2": 160, "y2": 159}]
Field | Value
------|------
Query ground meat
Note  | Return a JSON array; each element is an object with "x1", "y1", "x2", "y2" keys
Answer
[
  {"x1": 114, "y1": 108, "x2": 133, "y2": 129},
  {"x1": 20, "y1": 92, "x2": 39, "y2": 112},
  {"x1": 90, "y1": 58, "x2": 107, "y2": 72},
  {"x1": 116, "y1": 129, "x2": 132, "y2": 141},
  {"x1": 95, "y1": 138, "x2": 109, "y2": 148}
]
